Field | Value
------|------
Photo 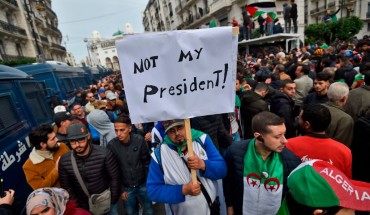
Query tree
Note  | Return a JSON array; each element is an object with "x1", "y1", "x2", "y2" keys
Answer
[{"x1": 304, "y1": 16, "x2": 364, "y2": 44}]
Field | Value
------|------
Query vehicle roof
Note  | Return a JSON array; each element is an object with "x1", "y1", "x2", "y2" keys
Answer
[
  {"x1": 238, "y1": 33, "x2": 300, "y2": 46},
  {"x1": 16, "y1": 63, "x2": 85, "y2": 75},
  {"x1": 0, "y1": 65, "x2": 29, "y2": 79}
]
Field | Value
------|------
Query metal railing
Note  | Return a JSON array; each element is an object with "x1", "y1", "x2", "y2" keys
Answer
[
  {"x1": 45, "y1": 5, "x2": 57, "y2": 17},
  {"x1": 0, "y1": 20, "x2": 27, "y2": 36},
  {"x1": 51, "y1": 43, "x2": 66, "y2": 51},
  {"x1": 46, "y1": 22, "x2": 62, "y2": 35},
  {"x1": 0, "y1": 54, "x2": 33, "y2": 62}
]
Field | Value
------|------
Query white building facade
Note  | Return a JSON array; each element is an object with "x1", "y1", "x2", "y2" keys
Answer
[{"x1": 142, "y1": 0, "x2": 368, "y2": 38}]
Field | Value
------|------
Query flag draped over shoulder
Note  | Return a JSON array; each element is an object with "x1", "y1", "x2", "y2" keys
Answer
[{"x1": 246, "y1": 2, "x2": 276, "y2": 23}]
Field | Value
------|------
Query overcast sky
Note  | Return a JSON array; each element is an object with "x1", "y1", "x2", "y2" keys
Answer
[{"x1": 53, "y1": 0, "x2": 148, "y2": 63}]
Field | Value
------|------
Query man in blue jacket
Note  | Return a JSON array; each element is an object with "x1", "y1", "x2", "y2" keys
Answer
[
  {"x1": 223, "y1": 111, "x2": 300, "y2": 215},
  {"x1": 147, "y1": 119, "x2": 226, "y2": 215}
]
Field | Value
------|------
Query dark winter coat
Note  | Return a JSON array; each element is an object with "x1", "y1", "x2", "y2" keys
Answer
[
  {"x1": 352, "y1": 115, "x2": 370, "y2": 182},
  {"x1": 240, "y1": 91, "x2": 269, "y2": 138},
  {"x1": 270, "y1": 92, "x2": 296, "y2": 138},
  {"x1": 107, "y1": 134, "x2": 151, "y2": 189},
  {"x1": 290, "y1": 3, "x2": 298, "y2": 19},
  {"x1": 283, "y1": 4, "x2": 291, "y2": 20},
  {"x1": 191, "y1": 114, "x2": 232, "y2": 149},
  {"x1": 334, "y1": 64, "x2": 357, "y2": 87},
  {"x1": 223, "y1": 140, "x2": 301, "y2": 215},
  {"x1": 59, "y1": 144, "x2": 121, "y2": 210}
]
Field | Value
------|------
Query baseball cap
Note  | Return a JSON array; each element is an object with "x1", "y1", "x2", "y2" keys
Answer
[
  {"x1": 106, "y1": 92, "x2": 117, "y2": 100},
  {"x1": 320, "y1": 43, "x2": 329, "y2": 49},
  {"x1": 53, "y1": 111, "x2": 75, "y2": 126},
  {"x1": 54, "y1": 105, "x2": 66, "y2": 114},
  {"x1": 288, "y1": 160, "x2": 370, "y2": 211},
  {"x1": 162, "y1": 119, "x2": 185, "y2": 133},
  {"x1": 98, "y1": 88, "x2": 105, "y2": 94},
  {"x1": 66, "y1": 122, "x2": 88, "y2": 140}
]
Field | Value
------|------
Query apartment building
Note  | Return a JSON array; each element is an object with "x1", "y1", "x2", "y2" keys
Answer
[
  {"x1": 0, "y1": 0, "x2": 66, "y2": 63},
  {"x1": 143, "y1": 0, "x2": 368, "y2": 38}
]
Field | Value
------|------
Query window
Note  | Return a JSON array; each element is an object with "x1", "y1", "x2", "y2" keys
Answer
[
  {"x1": 6, "y1": 13, "x2": 13, "y2": 25},
  {"x1": 368, "y1": 23, "x2": 370, "y2": 31},
  {"x1": 0, "y1": 96, "x2": 19, "y2": 132},
  {"x1": 16, "y1": 44, "x2": 23, "y2": 57},
  {"x1": 20, "y1": 82, "x2": 52, "y2": 125}
]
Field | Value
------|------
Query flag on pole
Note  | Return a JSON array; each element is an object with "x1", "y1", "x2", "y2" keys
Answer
[{"x1": 246, "y1": 2, "x2": 277, "y2": 23}]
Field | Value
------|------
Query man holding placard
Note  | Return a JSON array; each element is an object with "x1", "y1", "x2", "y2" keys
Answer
[{"x1": 146, "y1": 119, "x2": 226, "y2": 215}]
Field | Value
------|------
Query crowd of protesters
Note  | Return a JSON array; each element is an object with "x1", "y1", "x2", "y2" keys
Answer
[{"x1": 1, "y1": 34, "x2": 370, "y2": 215}]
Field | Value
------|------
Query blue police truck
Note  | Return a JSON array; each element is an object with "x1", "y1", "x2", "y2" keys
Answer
[
  {"x1": 16, "y1": 63, "x2": 89, "y2": 107},
  {"x1": 0, "y1": 65, "x2": 54, "y2": 213}
]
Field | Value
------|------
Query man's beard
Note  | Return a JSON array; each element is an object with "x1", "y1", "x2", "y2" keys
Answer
[{"x1": 47, "y1": 143, "x2": 59, "y2": 152}]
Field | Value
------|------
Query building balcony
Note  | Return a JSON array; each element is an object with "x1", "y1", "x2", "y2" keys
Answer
[
  {"x1": 0, "y1": 0, "x2": 18, "y2": 11},
  {"x1": 0, "y1": 20, "x2": 27, "y2": 38},
  {"x1": 40, "y1": 35, "x2": 49, "y2": 43},
  {"x1": 328, "y1": 1, "x2": 335, "y2": 7},
  {"x1": 51, "y1": 43, "x2": 66, "y2": 51},
  {"x1": 45, "y1": 22, "x2": 62, "y2": 36},
  {"x1": 45, "y1": 5, "x2": 57, "y2": 18}
]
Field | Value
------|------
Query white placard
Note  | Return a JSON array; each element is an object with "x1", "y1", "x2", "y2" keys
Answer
[{"x1": 116, "y1": 27, "x2": 238, "y2": 123}]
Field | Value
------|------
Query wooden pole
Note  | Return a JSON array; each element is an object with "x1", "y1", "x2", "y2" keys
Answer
[{"x1": 184, "y1": 118, "x2": 197, "y2": 184}]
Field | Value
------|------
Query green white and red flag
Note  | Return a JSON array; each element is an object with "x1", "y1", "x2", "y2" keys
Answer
[{"x1": 246, "y1": 2, "x2": 277, "y2": 23}]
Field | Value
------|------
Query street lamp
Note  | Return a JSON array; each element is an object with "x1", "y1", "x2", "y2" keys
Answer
[
  {"x1": 23, "y1": 0, "x2": 45, "y2": 63},
  {"x1": 83, "y1": 38, "x2": 93, "y2": 67}
]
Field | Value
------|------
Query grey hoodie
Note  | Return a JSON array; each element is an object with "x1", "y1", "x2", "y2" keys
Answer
[{"x1": 87, "y1": 109, "x2": 116, "y2": 147}]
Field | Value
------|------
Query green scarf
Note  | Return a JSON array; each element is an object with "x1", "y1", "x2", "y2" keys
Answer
[{"x1": 163, "y1": 129, "x2": 204, "y2": 156}]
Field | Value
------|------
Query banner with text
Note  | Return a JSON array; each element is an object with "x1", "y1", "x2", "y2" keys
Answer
[{"x1": 116, "y1": 27, "x2": 238, "y2": 124}]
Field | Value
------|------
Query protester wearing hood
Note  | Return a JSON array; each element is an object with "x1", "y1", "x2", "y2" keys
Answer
[
  {"x1": 86, "y1": 109, "x2": 116, "y2": 147},
  {"x1": 26, "y1": 187, "x2": 91, "y2": 215}
]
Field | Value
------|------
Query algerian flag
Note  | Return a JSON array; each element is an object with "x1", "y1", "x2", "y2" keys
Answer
[{"x1": 246, "y1": 2, "x2": 277, "y2": 23}]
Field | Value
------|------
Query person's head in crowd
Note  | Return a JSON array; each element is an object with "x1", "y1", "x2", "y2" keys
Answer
[
  {"x1": 327, "y1": 82, "x2": 349, "y2": 106},
  {"x1": 254, "y1": 82, "x2": 269, "y2": 97},
  {"x1": 71, "y1": 104, "x2": 84, "y2": 117},
  {"x1": 252, "y1": 111, "x2": 286, "y2": 153},
  {"x1": 115, "y1": 84, "x2": 123, "y2": 95},
  {"x1": 104, "y1": 84, "x2": 109, "y2": 91},
  {"x1": 66, "y1": 122, "x2": 89, "y2": 156},
  {"x1": 162, "y1": 119, "x2": 186, "y2": 145},
  {"x1": 322, "y1": 67, "x2": 335, "y2": 77},
  {"x1": 299, "y1": 104, "x2": 331, "y2": 132},
  {"x1": 86, "y1": 92, "x2": 95, "y2": 104},
  {"x1": 280, "y1": 79, "x2": 296, "y2": 98},
  {"x1": 321, "y1": 58, "x2": 332, "y2": 68},
  {"x1": 29, "y1": 124, "x2": 59, "y2": 152},
  {"x1": 295, "y1": 64, "x2": 310, "y2": 77},
  {"x1": 93, "y1": 100, "x2": 107, "y2": 111},
  {"x1": 26, "y1": 187, "x2": 69, "y2": 215},
  {"x1": 260, "y1": 59, "x2": 268, "y2": 67},
  {"x1": 314, "y1": 71, "x2": 331, "y2": 96},
  {"x1": 274, "y1": 64, "x2": 285, "y2": 74},
  {"x1": 106, "y1": 92, "x2": 117, "y2": 107},
  {"x1": 281, "y1": 160, "x2": 370, "y2": 215},
  {"x1": 90, "y1": 87, "x2": 97, "y2": 96},
  {"x1": 98, "y1": 88, "x2": 105, "y2": 99},
  {"x1": 114, "y1": 115, "x2": 132, "y2": 144},
  {"x1": 75, "y1": 90, "x2": 82, "y2": 98},
  {"x1": 108, "y1": 81, "x2": 115, "y2": 92},
  {"x1": 54, "y1": 105, "x2": 66, "y2": 114},
  {"x1": 339, "y1": 57, "x2": 351, "y2": 67},
  {"x1": 236, "y1": 76, "x2": 246, "y2": 92},
  {"x1": 54, "y1": 111, "x2": 74, "y2": 130}
]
